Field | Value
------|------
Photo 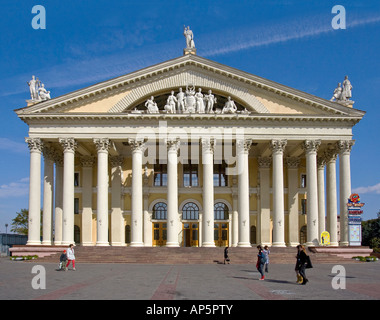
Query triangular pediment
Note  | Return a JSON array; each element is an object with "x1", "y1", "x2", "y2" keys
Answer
[{"x1": 15, "y1": 54, "x2": 365, "y2": 119}]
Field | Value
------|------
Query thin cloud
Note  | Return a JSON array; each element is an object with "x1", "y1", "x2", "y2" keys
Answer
[
  {"x1": 352, "y1": 183, "x2": 380, "y2": 195},
  {"x1": 0, "y1": 177, "x2": 29, "y2": 198},
  {"x1": 0, "y1": 138, "x2": 28, "y2": 154}
]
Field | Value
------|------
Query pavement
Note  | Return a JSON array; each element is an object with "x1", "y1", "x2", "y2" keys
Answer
[{"x1": 1, "y1": 257, "x2": 379, "y2": 314}]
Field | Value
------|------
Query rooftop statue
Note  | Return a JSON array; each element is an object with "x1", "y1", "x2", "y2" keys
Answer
[
  {"x1": 330, "y1": 76, "x2": 353, "y2": 104},
  {"x1": 145, "y1": 96, "x2": 159, "y2": 114},
  {"x1": 27, "y1": 76, "x2": 51, "y2": 102},
  {"x1": 184, "y1": 25, "x2": 195, "y2": 49}
]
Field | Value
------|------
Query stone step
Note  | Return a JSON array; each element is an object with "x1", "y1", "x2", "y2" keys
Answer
[{"x1": 19, "y1": 245, "x2": 364, "y2": 264}]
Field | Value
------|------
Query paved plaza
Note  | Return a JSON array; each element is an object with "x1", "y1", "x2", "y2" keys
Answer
[{"x1": 1, "y1": 258, "x2": 379, "y2": 302}]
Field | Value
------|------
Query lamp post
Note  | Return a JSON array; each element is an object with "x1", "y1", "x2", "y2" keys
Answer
[{"x1": 5, "y1": 224, "x2": 8, "y2": 256}]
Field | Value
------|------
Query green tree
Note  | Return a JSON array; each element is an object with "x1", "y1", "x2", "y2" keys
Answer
[
  {"x1": 11, "y1": 209, "x2": 42, "y2": 235},
  {"x1": 362, "y1": 214, "x2": 380, "y2": 248}
]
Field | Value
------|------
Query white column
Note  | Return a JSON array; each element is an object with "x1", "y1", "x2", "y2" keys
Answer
[
  {"x1": 94, "y1": 138, "x2": 110, "y2": 246},
  {"x1": 25, "y1": 138, "x2": 43, "y2": 245},
  {"x1": 258, "y1": 157, "x2": 271, "y2": 246},
  {"x1": 325, "y1": 149, "x2": 339, "y2": 246},
  {"x1": 110, "y1": 155, "x2": 124, "y2": 246},
  {"x1": 317, "y1": 157, "x2": 326, "y2": 239},
  {"x1": 42, "y1": 146, "x2": 55, "y2": 245},
  {"x1": 271, "y1": 139, "x2": 287, "y2": 247},
  {"x1": 54, "y1": 155, "x2": 64, "y2": 245},
  {"x1": 129, "y1": 138, "x2": 145, "y2": 247},
  {"x1": 303, "y1": 140, "x2": 321, "y2": 246},
  {"x1": 166, "y1": 138, "x2": 180, "y2": 247},
  {"x1": 80, "y1": 156, "x2": 95, "y2": 246},
  {"x1": 231, "y1": 188, "x2": 238, "y2": 247},
  {"x1": 287, "y1": 157, "x2": 300, "y2": 247},
  {"x1": 237, "y1": 138, "x2": 252, "y2": 247},
  {"x1": 59, "y1": 138, "x2": 77, "y2": 246},
  {"x1": 337, "y1": 140, "x2": 355, "y2": 246},
  {"x1": 201, "y1": 138, "x2": 215, "y2": 247}
]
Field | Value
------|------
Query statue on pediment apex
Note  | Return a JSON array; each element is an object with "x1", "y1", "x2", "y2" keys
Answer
[
  {"x1": 38, "y1": 83, "x2": 51, "y2": 101},
  {"x1": 184, "y1": 25, "x2": 195, "y2": 49}
]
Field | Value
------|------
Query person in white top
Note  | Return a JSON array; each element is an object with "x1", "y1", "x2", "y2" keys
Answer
[{"x1": 66, "y1": 244, "x2": 76, "y2": 271}]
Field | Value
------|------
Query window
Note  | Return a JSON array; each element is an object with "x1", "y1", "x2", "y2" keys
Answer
[
  {"x1": 182, "y1": 202, "x2": 199, "y2": 220},
  {"x1": 301, "y1": 174, "x2": 307, "y2": 188},
  {"x1": 74, "y1": 172, "x2": 80, "y2": 187},
  {"x1": 152, "y1": 202, "x2": 167, "y2": 220},
  {"x1": 154, "y1": 164, "x2": 167, "y2": 186},
  {"x1": 183, "y1": 162, "x2": 198, "y2": 187},
  {"x1": 213, "y1": 164, "x2": 228, "y2": 187},
  {"x1": 214, "y1": 202, "x2": 229, "y2": 220},
  {"x1": 301, "y1": 199, "x2": 307, "y2": 215},
  {"x1": 74, "y1": 198, "x2": 79, "y2": 214}
]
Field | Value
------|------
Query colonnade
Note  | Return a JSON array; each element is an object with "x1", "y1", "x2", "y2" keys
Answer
[{"x1": 25, "y1": 137, "x2": 354, "y2": 247}]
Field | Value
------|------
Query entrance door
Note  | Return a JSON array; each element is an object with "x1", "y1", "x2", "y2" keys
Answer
[
  {"x1": 152, "y1": 222, "x2": 167, "y2": 246},
  {"x1": 214, "y1": 223, "x2": 228, "y2": 247},
  {"x1": 182, "y1": 223, "x2": 199, "y2": 247}
]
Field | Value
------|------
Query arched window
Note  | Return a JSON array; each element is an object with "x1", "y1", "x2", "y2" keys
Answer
[
  {"x1": 182, "y1": 202, "x2": 199, "y2": 220},
  {"x1": 214, "y1": 202, "x2": 229, "y2": 220},
  {"x1": 74, "y1": 225, "x2": 80, "y2": 244},
  {"x1": 152, "y1": 202, "x2": 167, "y2": 220}
]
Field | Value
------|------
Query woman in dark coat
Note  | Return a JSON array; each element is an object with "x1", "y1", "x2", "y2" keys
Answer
[
  {"x1": 296, "y1": 245, "x2": 309, "y2": 285},
  {"x1": 224, "y1": 246, "x2": 230, "y2": 264}
]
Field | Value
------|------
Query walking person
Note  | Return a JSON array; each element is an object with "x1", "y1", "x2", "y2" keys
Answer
[
  {"x1": 224, "y1": 246, "x2": 230, "y2": 264},
  {"x1": 256, "y1": 245, "x2": 266, "y2": 280},
  {"x1": 66, "y1": 244, "x2": 76, "y2": 271},
  {"x1": 296, "y1": 245, "x2": 308, "y2": 284},
  {"x1": 263, "y1": 245, "x2": 270, "y2": 273}
]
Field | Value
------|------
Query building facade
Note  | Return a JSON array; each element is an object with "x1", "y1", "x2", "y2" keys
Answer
[{"x1": 16, "y1": 51, "x2": 364, "y2": 248}]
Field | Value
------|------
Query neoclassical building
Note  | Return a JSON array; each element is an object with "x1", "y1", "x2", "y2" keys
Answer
[{"x1": 16, "y1": 42, "x2": 364, "y2": 248}]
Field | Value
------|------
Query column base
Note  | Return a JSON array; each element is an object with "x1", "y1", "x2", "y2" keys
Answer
[
  {"x1": 305, "y1": 240, "x2": 319, "y2": 247},
  {"x1": 54, "y1": 241, "x2": 62, "y2": 246},
  {"x1": 41, "y1": 241, "x2": 52, "y2": 246},
  {"x1": 110, "y1": 242, "x2": 123, "y2": 246},
  {"x1": 339, "y1": 241, "x2": 349, "y2": 247},
  {"x1": 81, "y1": 242, "x2": 95, "y2": 246},
  {"x1": 329, "y1": 242, "x2": 339, "y2": 246},
  {"x1": 237, "y1": 242, "x2": 251, "y2": 247},
  {"x1": 96, "y1": 241, "x2": 109, "y2": 246},
  {"x1": 202, "y1": 242, "x2": 216, "y2": 247},
  {"x1": 272, "y1": 242, "x2": 286, "y2": 247},
  {"x1": 130, "y1": 242, "x2": 144, "y2": 247},
  {"x1": 287, "y1": 242, "x2": 300, "y2": 247},
  {"x1": 27, "y1": 240, "x2": 41, "y2": 246},
  {"x1": 166, "y1": 242, "x2": 180, "y2": 247}
]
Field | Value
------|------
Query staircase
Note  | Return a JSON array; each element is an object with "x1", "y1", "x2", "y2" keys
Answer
[{"x1": 19, "y1": 246, "x2": 366, "y2": 264}]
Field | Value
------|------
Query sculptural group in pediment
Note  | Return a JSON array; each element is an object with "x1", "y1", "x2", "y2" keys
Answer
[{"x1": 142, "y1": 85, "x2": 246, "y2": 115}]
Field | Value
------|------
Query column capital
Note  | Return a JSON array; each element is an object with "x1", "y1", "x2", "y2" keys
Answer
[
  {"x1": 94, "y1": 138, "x2": 110, "y2": 153},
  {"x1": 166, "y1": 137, "x2": 181, "y2": 153},
  {"x1": 128, "y1": 138, "x2": 146, "y2": 152},
  {"x1": 270, "y1": 139, "x2": 287, "y2": 154},
  {"x1": 110, "y1": 155, "x2": 124, "y2": 167},
  {"x1": 336, "y1": 140, "x2": 355, "y2": 155},
  {"x1": 200, "y1": 137, "x2": 215, "y2": 153},
  {"x1": 302, "y1": 139, "x2": 321, "y2": 154},
  {"x1": 258, "y1": 156, "x2": 271, "y2": 168},
  {"x1": 42, "y1": 145, "x2": 56, "y2": 161},
  {"x1": 59, "y1": 138, "x2": 77, "y2": 153},
  {"x1": 54, "y1": 153, "x2": 64, "y2": 167},
  {"x1": 236, "y1": 138, "x2": 252, "y2": 153},
  {"x1": 286, "y1": 157, "x2": 300, "y2": 169},
  {"x1": 25, "y1": 137, "x2": 43, "y2": 153},
  {"x1": 324, "y1": 148, "x2": 338, "y2": 163},
  {"x1": 80, "y1": 155, "x2": 95, "y2": 167},
  {"x1": 317, "y1": 156, "x2": 326, "y2": 169}
]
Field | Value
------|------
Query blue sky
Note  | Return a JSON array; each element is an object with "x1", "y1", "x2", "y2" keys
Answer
[{"x1": 0, "y1": 0, "x2": 379, "y2": 233}]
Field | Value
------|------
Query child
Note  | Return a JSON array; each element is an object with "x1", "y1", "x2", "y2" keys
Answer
[{"x1": 59, "y1": 250, "x2": 67, "y2": 271}]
